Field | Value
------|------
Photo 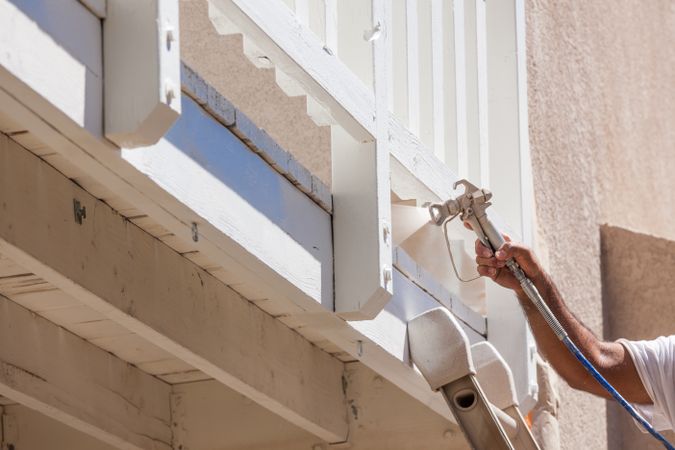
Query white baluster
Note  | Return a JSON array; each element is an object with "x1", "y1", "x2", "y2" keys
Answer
[
  {"x1": 405, "y1": 0, "x2": 419, "y2": 135},
  {"x1": 453, "y1": 0, "x2": 469, "y2": 179},
  {"x1": 431, "y1": 0, "x2": 445, "y2": 162}
]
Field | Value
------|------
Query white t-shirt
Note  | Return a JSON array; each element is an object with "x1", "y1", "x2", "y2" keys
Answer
[{"x1": 618, "y1": 336, "x2": 675, "y2": 431}]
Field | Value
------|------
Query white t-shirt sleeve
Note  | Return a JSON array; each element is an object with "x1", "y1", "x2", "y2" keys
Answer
[{"x1": 618, "y1": 336, "x2": 675, "y2": 432}]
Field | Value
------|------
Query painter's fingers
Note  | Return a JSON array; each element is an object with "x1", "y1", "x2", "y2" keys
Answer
[
  {"x1": 474, "y1": 239, "x2": 493, "y2": 258},
  {"x1": 495, "y1": 242, "x2": 541, "y2": 277},
  {"x1": 477, "y1": 265, "x2": 498, "y2": 280},
  {"x1": 463, "y1": 221, "x2": 473, "y2": 231},
  {"x1": 475, "y1": 255, "x2": 506, "y2": 268}
]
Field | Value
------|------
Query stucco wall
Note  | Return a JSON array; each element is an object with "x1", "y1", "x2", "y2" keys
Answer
[
  {"x1": 601, "y1": 225, "x2": 675, "y2": 449},
  {"x1": 526, "y1": 1, "x2": 675, "y2": 449},
  {"x1": 180, "y1": 0, "x2": 332, "y2": 186}
]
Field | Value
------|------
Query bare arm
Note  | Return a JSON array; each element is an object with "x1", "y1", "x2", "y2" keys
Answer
[{"x1": 473, "y1": 238, "x2": 651, "y2": 404}]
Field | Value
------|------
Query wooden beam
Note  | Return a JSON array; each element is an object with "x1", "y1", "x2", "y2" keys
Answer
[
  {"x1": 0, "y1": 0, "x2": 333, "y2": 319},
  {"x1": 2, "y1": 404, "x2": 119, "y2": 450},
  {"x1": 0, "y1": 295, "x2": 172, "y2": 450},
  {"x1": 0, "y1": 69, "x2": 459, "y2": 428},
  {"x1": 171, "y1": 380, "x2": 324, "y2": 450},
  {"x1": 0, "y1": 135, "x2": 348, "y2": 442}
]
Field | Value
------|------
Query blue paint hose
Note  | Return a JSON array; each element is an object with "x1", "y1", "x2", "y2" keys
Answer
[{"x1": 476, "y1": 214, "x2": 675, "y2": 450}]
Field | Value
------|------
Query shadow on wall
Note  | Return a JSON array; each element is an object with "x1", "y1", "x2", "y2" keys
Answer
[
  {"x1": 179, "y1": 0, "x2": 332, "y2": 186},
  {"x1": 600, "y1": 224, "x2": 675, "y2": 450}
]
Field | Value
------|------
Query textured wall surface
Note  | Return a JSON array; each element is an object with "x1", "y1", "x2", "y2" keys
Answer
[
  {"x1": 601, "y1": 225, "x2": 675, "y2": 449},
  {"x1": 526, "y1": 1, "x2": 675, "y2": 449},
  {"x1": 180, "y1": 0, "x2": 332, "y2": 185}
]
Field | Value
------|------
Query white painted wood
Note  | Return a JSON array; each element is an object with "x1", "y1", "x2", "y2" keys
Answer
[
  {"x1": 209, "y1": 0, "x2": 374, "y2": 142},
  {"x1": 441, "y1": 0, "x2": 459, "y2": 173},
  {"x1": 0, "y1": 3, "x2": 528, "y2": 426},
  {"x1": 485, "y1": 0, "x2": 537, "y2": 410},
  {"x1": 0, "y1": 295, "x2": 172, "y2": 450},
  {"x1": 331, "y1": 127, "x2": 392, "y2": 320},
  {"x1": 390, "y1": 0, "x2": 408, "y2": 124},
  {"x1": 453, "y1": 0, "x2": 469, "y2": 179},
  {"x1": 0, "y1": 0, "x2": 526, "y2": 401},
  {"x1": 384, "y1": 0, "x2": 394, "y2": 112},
  {"x1": 405, "y1": 0, "x2": 420, "y2": 135},
  {"x1": 323, "y1": 0, "x2": 338, "y2": 54},
  {"x1": 463, "y1": 0, "x2": 481, "y2": 185},
  {"x1": 294, "y1": 0, "x2": 309, "y2": 25},
  {"x1": 0, "y1": 136, "x2": 348, "y2": 443},
  {"x1": 416, "y1": 0, "x2": 434, "y2": 151},
  {"x1": 336, "y1": 0, "x2": 374, "y2": 90},
  {"x1": 388, "y1": 117, "x2": 458, "y2": 203},
  {"x1": 0, "y1": 0, "x2": 103, "y2": 136},
  {"x1": 104, "y1": 0, "x2": 181, "y2": 148},
  {"x1": 393, "y1": 247, "x2": 486, "y2": 335},
  {"x1": 476, "y1": 0, "x2": 490, "y2": 188},
  {"x1": 123, "y1": 96, "x2": 334, "y2": 312},
  {"x1": 333, "y1": 0, "x2": 392, "y2": 320},
  {"x1": 430, "y1": 0, "x2": 445, "y2": 162}
]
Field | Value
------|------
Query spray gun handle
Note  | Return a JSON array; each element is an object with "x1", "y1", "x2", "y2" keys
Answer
[
  {"x1": 474, "y1": 213, "x2": 507, "y2": 254},
  {"x1": 473, "y1": 213, "x2": 529, "y2": 284},
  {"x1": 474, "y1": 211, "x2": 567, "y2": 338}
]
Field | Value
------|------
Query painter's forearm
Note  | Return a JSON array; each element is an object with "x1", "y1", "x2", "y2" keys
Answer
[{"x1": 515, "y1": 275, "x2": 603, "y2": 391}]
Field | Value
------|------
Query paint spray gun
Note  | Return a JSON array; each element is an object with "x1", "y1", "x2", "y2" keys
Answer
[
  {"x1": 426, "y1": 179, "x2": 675, "y2": 450},
  {"x1": 426, "y1": 179, "x2": 564, "y2": 336}
]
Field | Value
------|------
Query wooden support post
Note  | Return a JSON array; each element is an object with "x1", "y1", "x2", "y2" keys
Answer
[
  {"x1": 104, "y1": 0, "x2": 181, "y2": 148},
  {"x1": 0, "y1": 135, "x2": 348, "y2": 443},
  {"x1": 0, "y1": 295, "x2": 172, "y2": 450},
  {"x1": 333, "y1": 0, "x2": 393, "y2": 320}
]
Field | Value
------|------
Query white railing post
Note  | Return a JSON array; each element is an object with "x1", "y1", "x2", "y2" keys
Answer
[
  {"x1": 484, "y1": 0, "x2": 538, "y2": 411},
  {"x1": 476, "y1": 0, "x2": 489, "y2": 189},
  {"x1": 405, "y1": 0, "x2": 420, "y2": 136},
  {"x1": 430, "y1": 0, "x2": 445, "y2": 163},
  {"x1": 463, "y1": 0, "x2": 489, "y2": 187},
  {"x1": 453, "y1": 0, "x2": 469, "y2": 179},
  {"x1": 324, "y1": 0, "x2": 338, "y2": 55},
  {"x1": 333, "y1": 0, "x2": 393, "y2": 320}
]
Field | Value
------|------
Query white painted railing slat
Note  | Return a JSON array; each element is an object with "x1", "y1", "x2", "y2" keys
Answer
[
  {"x1": 416, "y1": 0, "x2": 433, "y2": 152},
  {"x1": 405, "y1": 0, "x2": 420, "y2": 135},
  {"x1": 453, "y1": 0, "x2": 469, "y2": 179},
  {"x1": 430, "y1": 0, "x2": 445, "y2": 163},
  {"x1": 476, "y1": 0, "x2": 490, "y2": 189},
  {"x1": 324, "y1": 0, "x2": 338, "y2": 54}
]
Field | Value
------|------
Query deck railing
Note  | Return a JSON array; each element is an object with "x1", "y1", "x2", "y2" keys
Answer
[{"x1": 208, "y1": 0, "x2": 537, "y2": 408}]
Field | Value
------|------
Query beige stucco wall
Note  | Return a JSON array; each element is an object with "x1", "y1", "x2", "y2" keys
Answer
[
  {"x1": 526, "y1": 1, "x2": 675, "y2": 449},
  {"x1": 180, "y1": 0, "x2": 332, "y2": 186},
  {"x1": 601, "y1": 225, "x2": 675, "y2": 449}
]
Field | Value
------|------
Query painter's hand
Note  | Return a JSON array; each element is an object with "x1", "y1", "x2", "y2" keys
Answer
[{"x1": 474, "y1": 238, "x2": 544, "y2": 293}]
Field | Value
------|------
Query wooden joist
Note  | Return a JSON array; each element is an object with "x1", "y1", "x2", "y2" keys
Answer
[
  {"x1": 0, "y1": 295, "x2": 172, "y2": 450},
  {"x1": 0, "y1": 135, "x2": 348, "y2": 443}
]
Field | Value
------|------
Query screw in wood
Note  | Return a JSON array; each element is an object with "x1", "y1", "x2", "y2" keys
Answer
[{"x1": 73, "y1": 199, "x2": 87, "y2": 224}]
